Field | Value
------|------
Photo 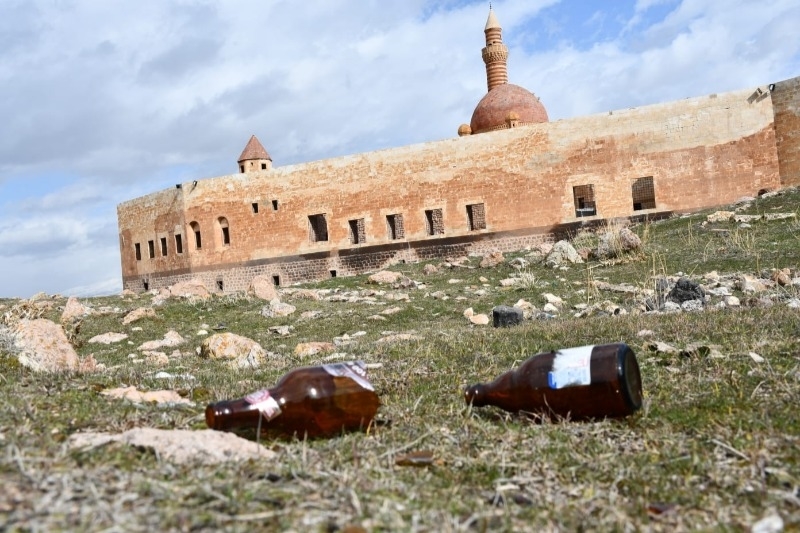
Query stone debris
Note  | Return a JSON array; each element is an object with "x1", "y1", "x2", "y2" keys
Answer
[
  {"x1": 479, "y1": 250, "x2": 504, "y2": 268},
  {"x1": 248, "y1": 275, "x2": 279, "y2": 301},
  {"x1": 288, "y1": 289, "x2": 323, "y2": 301},
  {"x1": 706, "y1": 211, "x2": 735, "y2": 223},
  {"x1": 667, "y1": 277, "x2": 705, "y2": 304},
  {"x1": 261, "y1": 300, "x2": 296, "y2": 318},
  {"x1": 200, "y1": 333, "x2": 268, "y2": 368},
  {"x1": 375, "y1": 332, "x2": 422, "y2": 343},
  {"x1": 139, "y1": 330, "x2": 186, "y2": 351},
  {"x1": 122, "y1": 307, "x2": 156, "y2": 325},
  {"x1": 68, "y1": 428, "x2": 274, "y2": 465},
  {"x1": 268, "y1": 325, "x2": 293, "y2": 336},
  {"x1": 294, "y1": 341, "x2": 335, "y2": 358},
  {"x1": 423, "y1": 264, "x2": 439, "y2": 275},
  {"x1": 499, "y1": 278, "x2": 519, "y2": 287},
  {"x1": 60, "y1": 296, "x2": 93, "y2": 323},
  {"x1": 492, "y1": 305, "x2": 523, "y2": 327},
  {"x1": 545, "y1": 240, "x2": 583, "y2": 268},
  {"x1": 13, "y1": 319, "x2": 98, "y2": 373},
  {"x1": 168, "y1": 278, "x2": 212, "y2": 300},
  {"x1": 381, "y1": 306, "x2": 403, "y2": 315},
  {"x1": 88, "y1": 332, "x2": 129, "y2": 344},
  {"x1": 101, "y1": 386, "x2": 193, "y2": 405},
  {"x1": 369, "y1": 270, "x2": 402, "y2": 284}
]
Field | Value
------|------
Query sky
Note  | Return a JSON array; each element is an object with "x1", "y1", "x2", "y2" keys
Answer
[{"x1": 1, "y1": 0, "x2": 799, "y2": 298}]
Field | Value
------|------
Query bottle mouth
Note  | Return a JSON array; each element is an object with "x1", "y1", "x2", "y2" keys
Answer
[
  {"x1": 617, "y1": 345, "x2": 643, "y2": 412},
  {"x1": 205, "y1": 404, "x2": 225, "y2": 430},
  {"x1": 464, "y1": 384, "x2": 486, "y2": 407}
]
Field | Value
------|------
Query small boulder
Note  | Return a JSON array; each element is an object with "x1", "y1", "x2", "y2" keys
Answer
[
  {"x1": 248, "y1": 275, "x2": 279, "y2": 301},
  {"x1": 139, "y1": 331, "x2": 186, "y2": 351},
  {"x1": 261, "y1": 300, "x2": 296, "y2": 318},
  {"x1": 200, "y1": 333, "x2": 267, "y2": 369},
  {"x1": 13, "y1": 319, "x2": 97, "y2": 373},
  {"x1": 423, "y1": 264, "x2": 438, "y2": 275},
  {"x1": 122, "y1": 307, "x2": 156, "y2": 325},
  {"x1": 480, "y1": 250, "x2": 505, "y2": 268},
  {"x1": 294, "y1": 342, "x2": 335, "y2": 358},
  {"x1": 369, "y1": 271, "x2": 402, "y2": 284},
  {"x1": 88, "y1": 332, "x2": 129, "y2": 344},
  {"x1": 667, "y1": 278, "x2": 705, "y2": 304},
  {"x1": 168, "y1": 278, "x2": 212, "y2": 300},
  {"x1": 61, "y1": 297, "x2": 93, "y2": 323},
  {"x1": 492, "y1": 306, "x2": 523, "y2": 327},
  {"x1": 545, "y1": 240, "x2": 583, "y2": 268}
]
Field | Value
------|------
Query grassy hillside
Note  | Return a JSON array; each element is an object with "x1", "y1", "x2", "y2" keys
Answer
[{"x1": 1, "y1": 189, "x2": 799, "y2": 532}]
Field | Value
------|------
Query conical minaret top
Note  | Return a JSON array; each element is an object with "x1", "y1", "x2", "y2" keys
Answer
[{"x1": 482, "y1": 7, "x2": 509, "y2": 91}]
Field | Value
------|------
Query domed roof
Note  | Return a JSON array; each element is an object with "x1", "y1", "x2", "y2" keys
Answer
[{"x1": 469, "y1": 84, "x2": 548, "y2": 134}]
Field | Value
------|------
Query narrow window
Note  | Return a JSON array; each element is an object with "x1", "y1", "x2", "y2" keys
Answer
[
  {"x1": 349, "y1": 218, "x2": 365, "y2": 244},
  {"x1": 148, "y1": 240, "x2": 155, "y2": 259},
  {"x1": 272, "y1": 199, "x2": 279, "y2": 211},
  {"x1": 261, "y1": 163, "x2": 267, "y2": 170},
  {"x1": 239, "y1": 165, "x2": 244, "y2": 173},
  {"x1": 160, "y1": 237, "x2": 167, "y2": 256},
  {"x1": 330, "y1": 270, "x2": 337, "y2": 278},
  {"x1": 272, "y1": 275, "x2": 280, "y2": 287},
  {"x1": 190, "y1": 222, "x2": 202, "y2": 249},
  {"x1": 632, "y1": 176, "x2": 656, "y2": 211},
  {"x1": 425, "y1": 208, "x2": 444, "y2": 235},
  {"x1": 216, "y1": 279, "x2": 224, "y2": 291},
  {"x1": 218, "y1": 217, "x2": 230, "y2": 246},
  {"x1": 135, "y1": 243, "x2": 142, "y2": 261},
  {"x1": 386, "y1": 214, "x2": 405, "y2": 240},
  {"x1": 252, "y1": 203, "x2": 259, "y2": 214},
  {"x1": 466, "y1": 203, "x2": 486, "y2": 231},
  {"x1": 572, "y1": 185, "x2": 597, "y2": 217},
  {"x1": 143, "y1": 280, "x2": 149, "y2": 291},
  {"x1": 175, "y1": 234, "x2": 183, "y2": 254},
  {"x1": 308, "y1": 214, "x2": 328, "y2": 242}
]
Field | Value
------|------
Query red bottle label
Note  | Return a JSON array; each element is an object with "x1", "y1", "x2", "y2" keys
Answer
[
  {"x1": 244, "y1": 389, "x2": 282, "y2": 420},
  {"x1": 322, "y1": 361, "x2": 375, "y2": 391}
]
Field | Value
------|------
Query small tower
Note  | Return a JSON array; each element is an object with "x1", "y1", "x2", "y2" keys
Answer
[
  {"x1": 237, "y1": 135, "x2": 272, "y2": 173},
  {"x1": 482, "y1": 7, "x2": 509, "y2": 92}
]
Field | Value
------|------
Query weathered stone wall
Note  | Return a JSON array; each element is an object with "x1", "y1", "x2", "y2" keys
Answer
[
  {"x1": 118, "y1": 78, "x2": 793, "y2": 293},
  {"x1": 772, "y1": 77, "x2": 800, "y2": 187}
]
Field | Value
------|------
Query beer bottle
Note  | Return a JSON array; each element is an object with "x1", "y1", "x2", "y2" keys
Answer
[
  {"x1": 206, "y1": 361, "x2": 380, "y2": 439},
  {"x1": 464, "y1": 343, "x2": 642, "y2": 420}
]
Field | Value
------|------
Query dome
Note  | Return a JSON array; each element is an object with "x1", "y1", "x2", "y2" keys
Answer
[{"x1": 469, "y1": 84, "x2": 548, "y2": 134}]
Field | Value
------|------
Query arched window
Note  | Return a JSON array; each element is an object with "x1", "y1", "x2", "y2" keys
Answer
[
  {"x1": 218, "y1": 217, "x2": 230, "y2": 246},
  {"x1": 189, "y1": 222, "x2": 202, "y2": 249}
]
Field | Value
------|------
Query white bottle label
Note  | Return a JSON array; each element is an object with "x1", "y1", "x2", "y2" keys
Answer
[
  {"x1": 322, "y1": 360, "x2": 375, "y2": 391},
  {"x1": 548, "y1": 345, "x2": 593, "y2": 389},
  {"x1": 244, "y1": 389, "x2": 282, "y2": 420}
]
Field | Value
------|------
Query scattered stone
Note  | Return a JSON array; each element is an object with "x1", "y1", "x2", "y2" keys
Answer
[
  {"x1": 647, "y1": 341, "x2": 680, "y2": 356},
  {"x1": 381, "y1": 306, "x2": 403, "y2": 315},
  {"x1": 268, "y1": 325, "x2": 293, "y2": 336},
  {"x1": 12, "y1": 319, "x2": 98, "y2": 373},
  {"x1": 749, "y1": 352, "x2": 765, "y2": 363},
  {"x1": 367, "y1": 315, "x2": 388, "y2": 321},
  {"x1": 376, "y1": 333, "x2": 422, "y2": 343},
  {"x1": 261, "y1": 300, "x2": 296, "y2": 318},
  {"x1": 122, "y1": 307, "x2": 156, "y2": 325},
  {"x1": 763, "y1": 212, "x2": 796, "y2": 221},
  {"x1": 429, "y1": 291, "x2": 448, "y2": 300},
  {"x1": 681, "y1": 343, "x2": 725, "y2": 359},
  {"x1": 787, "y1": 299, "x2": 800, "y2": 309},
  {"x1": 771, "y1": 268, "x2": 791, "y2": 286},
  {"x1": 542, "y1": 293, "x2": 564, "y2": 308},
  {"x1": 294, "y1": 342, "x2": 335, "y2": 358},
  {"x1": 750, "y1": 512, "x2": 784, "y2": 533},
  {"x1": 545, "y1": 240, "x2": 583, "y2": 268},
  {"x1": 290, "y1": 289, "x2": 322, "y2": 301},
  {"x1": 542, "y1": 303, "x2": 560, "y2": 314},
  {"x1": 101, "y1": 386, "x2": 193, "y2": 405},
  {"x1": 200, "y1": 333, "x2": 268, "y2": 369},
  {"x1": 448, "y1": 279, "x2": 463, "y2": 284},
  {"x1": 492, "y1": 306, "x2": 523, "y2": 327},
  {"x1": 248, "y1": 275, "x2": 279, "y2": 301},
  {"x1": 706, "y1": 211, "x2": 734, "y2": 223},
  {"x1": 168, "y1": 278, "x2": 212, "y2": 300},
  {"x1": 508, "y1": 257, "x2": 529, "y2": 270},
  {"x1": 369, "y1": 271, "x2": 402, "y2": 284},
  {"x1": 68, "y1": 428, "x2": 274, "y2": 465},
  {"x1": 463, "y1": 308, "x2": 474, "y2": 319},
  {"x1": 139, "y1": 331, "x2": 186, "y2": 351},
  {"x1": 300, "y1": 310, "x2": 323, "y2": 320},
  {"x1": 480, "y1": 250, "x2": 505, "y2": 268},
  {"x1": 667, "y1": 278, "x2": 705, "y2": 304},
  {"x1": 468, "y1": 313, "x2": 490, "y2": 325},
  {"x1": 725, "y1": 296, "x2": 741, "y2": 307},
  {"x1": 88, "y1": 332, "x2": 129, "y2": 344},
  {"x1": 423, "y1": 264, "x2": 438, "y2": 275},
  {"x1": 595, "y1": 227, "x2": 642, "y2": 259},
  {"x1": 738, "y1": 275, "x2": 767, "y2": 293},
  {"x1": 637, "y1": 329, "x2": 654, "y2": 337},
  {"x1": 499, "y1": 278, "x2": 519, "y2": 287},
  {"x1": 681, "y1": 300, "x2": 704, "y2": 312},
  {"x1": 60, "y1": 296, "x2": 93, "y2": 323},
  {"x1": 143, "y1": 351, "x2": 169, "y2": 367}
]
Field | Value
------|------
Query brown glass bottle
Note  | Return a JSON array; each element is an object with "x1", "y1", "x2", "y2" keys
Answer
[
  {"x1": 464, "y1": 343, "x2": 642, "y2": 421},
  {"x1": 206, "y1": 361, "x2": 380, "y2": 439}
]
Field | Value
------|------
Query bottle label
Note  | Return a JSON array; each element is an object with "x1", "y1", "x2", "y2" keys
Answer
[
  {"x1": 244, "y1": 389, "x2": 282, "y2": 420},
  {"x1": 548, "y1": 345, "x2": 592, "y2": 389},
  {"x1": 322, "y1": 361, "x2": 375, "y2": 391}
]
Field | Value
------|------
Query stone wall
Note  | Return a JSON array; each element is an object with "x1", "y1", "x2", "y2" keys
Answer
[
  {"x1": 772, "y1": 77, "x2": 800, "y2": 187},
  {"x1": 118, "y1": 77, "x2": 794, "y2": 293}
]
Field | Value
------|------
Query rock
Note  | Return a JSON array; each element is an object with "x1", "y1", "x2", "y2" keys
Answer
[
  {"x1": 268, "y1": 325, "x2": 293, "y2": 336},
  {"x1": 513, "y1": 299, "x2": 537, "y2": 319},
  {"x1": 542, "y1": 293, "x2": 564, "y2": 308},
  {"x1": 750, "y1": 512, "x2": 784, "y2": 533},
  {"x1": 68, "y1": 428, "x2": 274, "y2": 465},
  {"x1": 763, "y1": 212, "x2": 796, "y2": 221},
  {"x1": 725, "y1": 296, "x2": 741, "y2": 307},
  {"x1": 706, "y1": 211, "x2": 734, "y2": 223},
  {"x1": 168, "y1": 278, "x2": 212, "y2": 300},
  {"x1": 492, "y1": 306, "x2": 523, "y2": 327},
  {"x1": 667, "y1": 278, "x2": 705, "y2": 304},
  {"x1": 367, "y1": 315, "x2": 388, "y2": 321},
  {"x1": 369, "y1": 271, "x2": 402, "y2": 284},
  {"x1": 300, "y1": 310, "x2": 323, "y2": 319},
  {"x1": 122, "y1": 307, "x2": 156, "y2": 325},
  {"x1": 508, "y1": 257, "x2": 530, "y2": 270},
  {"x1": 88, "y1": 332, "x2": 129, "y2": 344},
  {"x1": 290, "y1": 289, "x2": 322, "y2": 301},
  {"x1": 787, "y1": 298, "x2": 800, "y2": 309},
  {"x1": 294, "y1": 342, "x2": 335, "y2": 358},
  {"x1": 199, "y1": 333, "x2": 267, "y2": 368},
  {"x1": 737, "y1": 274, "x2": 767, "y2": 293},
  {"x1": 13, "y1": 319, "x2": 98, "y2": 373},
  {"x1": 139, "y1": 331, "x2": 186, "y2": 351},
  {"x1": 468, "y1": 314, "x2": 490, "y2": 325},
  {"x1": 423, "y1": 264, "x2": 438, "y2": 275},
  {"x1": 681, "y1": 300, "x2": 704, "y2": 312},
  {"x1": 617, "y1": 227, "x2": 642, "y2": 252},
  {"x1": 143, "y1": 352, "x2": 170, "y2": 367},
  {"x1": 749, "y1": 352, "x2": 765, "y2": 363},
  {"x1": 647, "y1": 341, "x2": 679, "y2": 356},
  {"x1": 542, "y1": 303, "x2": 560, "y2": 314},
  {"x1": 61, "y1": 296, "x2": 92, "y2": 323},
  {"x1": 448, "y1": 279, "x2": 463, "y2": 284},
  {"x1": 261, "y1": 300, "x2": 296, "y2": 318},
  {"x1": 429, "y1": 291, "x2": 448, "y2": 300},
  {"x1": 499, "y1": 278, "x2": 519, "y2": 287},
  {"x1": 463, "y1": 308, "x2": 475, "y2": 319},
  {"x1": 545, "y1": 240, "x2": 583, "y2": 268},
  {"x1": 375, "y1": 333, "x2": 422, "y2": 343},
  {"x1": 771, "y1": 268, "x2": 791, "y2": 286},
  {"x1": 248, "y1": 275, "x2": 279, "y2": 301},
  {"x1": 480, "y1": 250, "x2": 504, "y2": 268},
  {"x1": 381, "y1": 306, "x2": 403, "y2": 315}
]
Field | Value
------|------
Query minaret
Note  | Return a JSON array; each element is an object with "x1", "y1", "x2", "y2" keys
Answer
[
  {"x1": 237, "y1": 135, "x2": 272, "y2": 173},
  {"x1": 482, "y1": 7, "x2": 508, "y2": 92}
]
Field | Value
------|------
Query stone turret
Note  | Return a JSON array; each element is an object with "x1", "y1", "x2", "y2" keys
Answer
[
  {"x1": 482, "y1": 7, "x2": 508, "y2": 92},
  {"x1": 238, "y1": 135, "x2": 272, "y2": 173}
]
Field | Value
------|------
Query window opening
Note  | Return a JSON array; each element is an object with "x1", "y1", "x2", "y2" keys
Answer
[
  {"x1": 425, "y1": 208, "x2": 444, "y2": 235},
  {"x1": 466, "y1": 203, "x2": 486, "y2": 231},
  {"x1": 631, "y1": 176, "x2": 656, "y2": 211},
  {"x1": 160, "y1": 237, "x2": 167, "y2": 256},
  {"x1": 572, "y1": 185, "x2": 597, "y2": 217},
  {"x1": 272, "y1": 275, "x2": 280, "y2": 287},
  {"x1": 190, "y1": 222, "x2": 201, "y2": 249},
  {"x1": 252, "y1": 203, "x2": 259, "y2": 214},
  {"x1": 135, "y1": 243, "x2": 142, "y2": 261},
  {"x1": 143, "y1": 280, "x2": 149, "y2": 291},
  {"x1": 330, "y1": 270, "x2": 337, "y2": 278},
  {"x1": 261, "y1": 163, "x2": 267, "y2": 170},
  {"x1": 216, "y1": 279, "x2": 224, "y2": 291},
  {"x1": 218, "y1": 217, "x2": 230, "y2": 246},
  {"x1": 175, "y1": 234, "x2": 183, "y2": 254},
  {"x1": 308, "y1": 214, "x2": 328, "y2": 242},
  {"x1": 386, "y1": 213, "x2": 405, "y2": 240},
  {"x1": 272, "y1": 199, "x2": 279, "y2": 211},
  {"x1": 239, "y1": 165, "x2": 244, "y2": 173},
  {"x1": 148, "y1": 240, "x2": 155, "y2": 259},
  {"x1": 349, "y1": 218, "x2": 366, "y2": 244}
]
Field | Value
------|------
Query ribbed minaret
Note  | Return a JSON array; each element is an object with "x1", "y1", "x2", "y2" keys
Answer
[{"x1": 481, "y1": 7, "x2": 508, "y2": 92}]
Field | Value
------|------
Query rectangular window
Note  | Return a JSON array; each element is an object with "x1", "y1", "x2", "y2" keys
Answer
[
  {"x1": 386, "y1": 214, "x2": 405, "y2": 240},
  {"x1": 175, "y1": 234, "x2": 183, "y2": 254},
  {"x1": 261, "y1": 163, "x2": 267, "y2": 170},
  {"x1": 195, "y1": 230, "x2": 202, "y2": 249},
  {"x1": 252, "y1": 202, "x2": 259, "y2": 214},
  {"x1": 222, "y1": 227, "x2": 230, "y2": 245},
  {"x1": 466, "y1": 203, "x2": 486, "y2": 231},
  {"x1": 572, "y1": 185, "x2": 597, "y2": 217},
  {"x1": 349, "y1": 218, "x2": 366, "y2": 244},
  {"x1": 135, "y1": 243, "x2": 142, "y2": 261},
  {"x1": 148, "y1": 240, "x2": 155, "y2": 259},
  {"x1": 425, "y1": 208, "x2": 444, "y2": 235},
  {"x1": 216, "y1": 279, "x2": 224, "y2": 291},
  {"x1": 272, "y1": 200, "x2": 279, "y2": 211},
  {"x1": 308, "y1": 214, "x2": 328, "y2": 242},
  {"x1": 272, "y1": 275, "x2": 280, "y2": 287},
  {"x1": 160, "y1": 237, "x2": 167, "y2": 256},
  {"x1": 632, "y1": 176, "x2": 656, "y2": 211}
]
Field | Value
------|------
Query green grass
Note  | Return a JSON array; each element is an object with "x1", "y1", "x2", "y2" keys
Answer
[{"x1": 1, "y1": 190, "x2": 799, "y2": 531}]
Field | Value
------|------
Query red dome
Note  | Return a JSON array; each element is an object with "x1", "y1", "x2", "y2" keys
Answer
[{"x1": 469, "y1": 84, "x2": 548, "y2": 134}]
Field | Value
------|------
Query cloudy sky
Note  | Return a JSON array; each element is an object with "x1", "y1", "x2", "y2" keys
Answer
[{"x1": 1, "y1": 0, "x2": 799, "y2": 298}]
